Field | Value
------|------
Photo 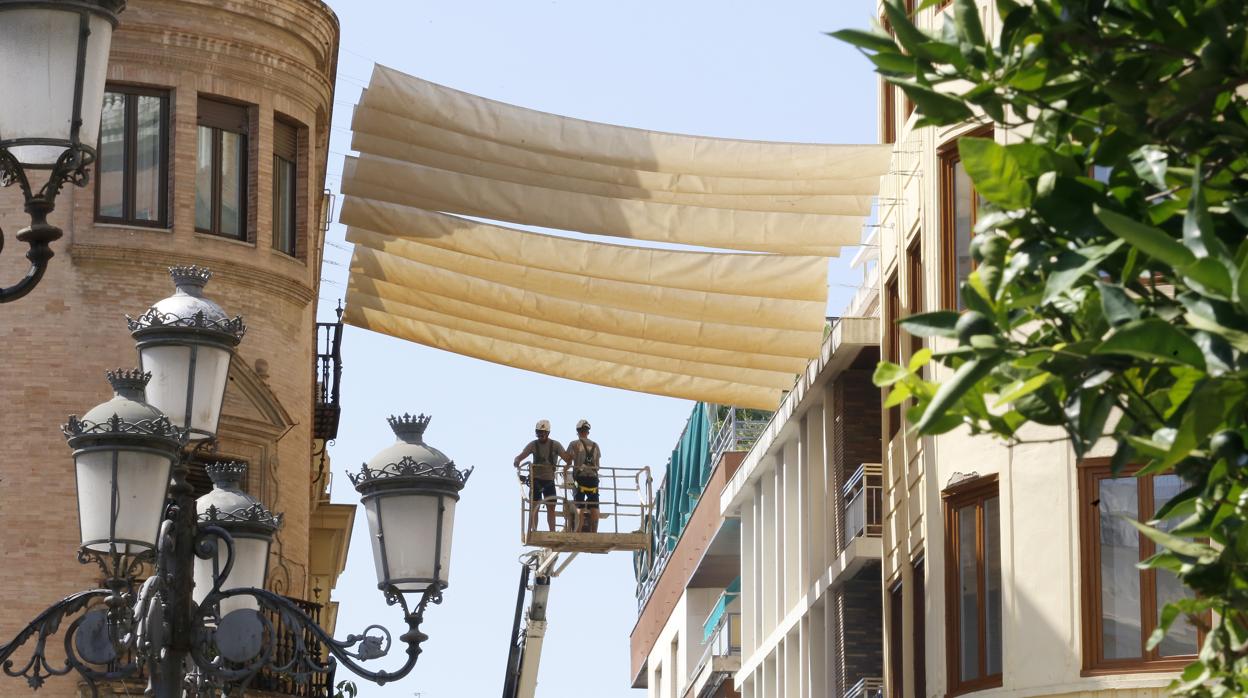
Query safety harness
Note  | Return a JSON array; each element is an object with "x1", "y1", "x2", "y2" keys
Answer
[{"x1": 575, "y1": 438, "x2": 600, "y2": 494}]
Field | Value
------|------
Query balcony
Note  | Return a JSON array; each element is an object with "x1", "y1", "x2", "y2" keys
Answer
[
  {"x1": 843, "y1": 463, "x2": 882, "y2": 547},
  {"x1": 252, "y1": 596, "x2": 338, "y2": 696},
  {"x1": 845, "y1": 676, "x2": 884, "y2": 698},
  {"x1": 687, "y1": 610, "x2": 741, "y2": 698},
  {"x1": 710, "y1": 406, "x2": 770, "y2": 467},
  {"x1": 314, "y1": 303, "x2": 344, "y2": 442}
]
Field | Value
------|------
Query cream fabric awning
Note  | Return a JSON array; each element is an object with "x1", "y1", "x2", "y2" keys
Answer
[{"x1": 341, "y1": 64, "x2": 890, "y2": 409}]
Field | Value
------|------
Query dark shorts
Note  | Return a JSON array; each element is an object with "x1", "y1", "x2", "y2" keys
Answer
[
  {"x1": 574, "y1": 476, "x2": 600, "y2": 506},
  {"x1": 529, "y1": 478, "x2": 557, "y2": 502}
]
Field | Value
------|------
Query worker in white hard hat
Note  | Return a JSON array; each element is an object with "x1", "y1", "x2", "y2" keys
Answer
[
  {"x1": 514, "y1": 419, "x2": 570, "y2": 532},
  {"x1": 566, "y1": 419, "x2": 603, "y2": 533}
]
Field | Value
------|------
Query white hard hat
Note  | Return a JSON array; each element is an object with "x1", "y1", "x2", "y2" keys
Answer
[
  {"x1": 576, "y1": 419, "x2": 591, "y2": 430},
  {"x1": 535, "y1": 419, "x2": 552, "y2": 432}
]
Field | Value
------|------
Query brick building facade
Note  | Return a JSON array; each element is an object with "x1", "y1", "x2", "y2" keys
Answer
[{"x1": 0, "y1": 2, "x2": 351, "y2": 695}]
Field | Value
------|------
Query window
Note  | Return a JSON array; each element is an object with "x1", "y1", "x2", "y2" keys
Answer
[
  {"x1": 196, "y1": 97, "x2": 249, "y2": 240},
  {"x1": 885, "y1": 273, "x2": 901, "y2": 439},
  {"x1": 913, "y1": 556, "x2": 927, "y2": 698},
  {"x1": 944, "y1": 475, "x2": 1002, "y2": 695},
  {"x1": 272, "y1": 118, "x2": 301, "y2": 256},
  {"x1": 881, "y1": 74, "x2": 897, "y2": 145},
  {"x1": 906, "y1": 238, "x2": 924, "y2": 362},
  {"x1": 889, "y1": 580, "x2": 905, "y2": 698},
  {"x1": 1079, "y1": 461, "x2": 1199, "y2": 673},
  {"x1": 939, "y1": 130, "x2": 991, "y2": 309},
  {"x1": 95, "y1": 86, "x2": 169, "y2": 227}
]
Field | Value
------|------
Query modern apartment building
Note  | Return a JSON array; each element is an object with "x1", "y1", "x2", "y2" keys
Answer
[
  {"x1": 0, "y1": 2, "x2": 351, "y2": 695},
  {"x1": 719, "y1": 315, "x2": 883, "y2": 698},
  {"x1": 876, "y1": 3, "x2": 1195, "y2": 697}
]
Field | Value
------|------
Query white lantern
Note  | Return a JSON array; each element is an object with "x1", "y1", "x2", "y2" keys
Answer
[
  {"x1": 351, "y1": 414, "x2": 471, "y2": 594},
  {"x1": 194, "y1": 461, "x2": 281, "y2": 616},
  {"x1": 129, "y1": 266, "x2": 245, "y2": 441},
  {"x1": 0, "y1": 0, "x2": 123, "y2": 167},
  {"x1": 63, "y1": 369, "x2": 182, "y2": 556}
]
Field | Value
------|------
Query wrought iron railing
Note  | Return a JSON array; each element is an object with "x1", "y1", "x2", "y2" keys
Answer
[
  {"x1": 314, "y1": 302, "x2": 344, "y2": 442},
  {"x1": 845, "y1": 676, "x2": 884, "y2": 698},
  {"x1": 252, "y1": 595, "x2": 337, "y2": 696},
  {"x1": 709, "y1": 406, "x2": 770, "y2": 467},
  {"x1": 843, "y1": 463, "x2": 883, "y2": 546}
]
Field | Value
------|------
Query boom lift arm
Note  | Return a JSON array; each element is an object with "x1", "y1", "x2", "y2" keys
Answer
[{"x1": 501, "y1": 550, "x2": 576, "y2": 698}]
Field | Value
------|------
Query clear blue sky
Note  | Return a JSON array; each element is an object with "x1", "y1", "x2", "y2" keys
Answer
[{"x1": 317, "y1": 2, "x2": 879, "y2": 696}]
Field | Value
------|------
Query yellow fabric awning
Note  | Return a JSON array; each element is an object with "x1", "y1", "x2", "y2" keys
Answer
[{"x1": 340, "y1": 64, "x2": 890, "y2": 408}]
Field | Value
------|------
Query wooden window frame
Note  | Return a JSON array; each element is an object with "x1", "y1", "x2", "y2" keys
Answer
[
  {"x1": 913, "y1": 555, "x2": 927, "y2": 698},
  {"x1": 943, "y1": 475, "x2": 1003, "y2": 696},
  {"x1": 889, "y1": 579, "x2": 905, "y2": 698},
  {"x1": 885, "y1": 272, "x2": 901, "y2": 439},
  {"x1": 196, "y1": 97, "x2": 250, "y2": 241},
  {"x1": 1077, "y1": 459, "x2": 1201, "y2": 676},
  {"x1": 272, "y1": 116, "x2": 301, "y2": 257},
  {"x1": 938, "y1": 128, "x2": 991, "y2": 309},
  {"x1": 94, "y1": 85, "x2": 170, "y2": 228},
  {"x1": 906, "y1": 237, "x2": 924, "y2": 360}
]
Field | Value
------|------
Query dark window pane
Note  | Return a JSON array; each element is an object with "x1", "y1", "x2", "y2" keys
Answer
[
  {"x1": 196, "y1": 126, "x2": 213, "y2": 231},
  {"x1": 1153, "y1": 474, "x2": 1199, "y2": 657},
  {"x1": 273, "y1": 155, "x2": 295, "y2": 254},
  {"x1": 953, "y1": 159, "x2": 973, "y2": 311},
  {"x1": 219, "y1": 131, "x2": 244, "y2": 238},
  {"x1": 958, "y1": 506, "x2": 979, "y2": 681},
  {"x1": 984, "y1": 496, "x2": 1002, "y2": 676},
  {"x1": 1099, "y1": 477, "x2": 1142, "y2": 660},
  {"x1": 97, "y1": 92, "x2": 126, "y2": 219},
  {"x1": 133, "y1": 95, "x2": 163, "y2": 222}
]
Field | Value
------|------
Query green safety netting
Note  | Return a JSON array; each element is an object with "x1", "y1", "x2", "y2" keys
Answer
[{"x1": 702, "y1": 577, "x2": 742, "y2": 641}]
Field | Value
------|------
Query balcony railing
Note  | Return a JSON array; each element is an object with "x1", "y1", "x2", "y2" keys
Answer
[
  {"x1": 252, "y1": 595, "x2": 337, "y2": 696},
  {"x1": 314, "y1": 302, "x2": 344, "y2": 442},
  {"x1": 710, "y1": 406, "x2": 770, "y2": 467},
  {"x1": 846, "y1": 676, "x2": 884, "y2": 698},
  {"x1": 843, "y1": 463, "x2": 882, "y2": 546},
  {"x1": 695, "y1": 611, "x2": 742, "y2": 677}
]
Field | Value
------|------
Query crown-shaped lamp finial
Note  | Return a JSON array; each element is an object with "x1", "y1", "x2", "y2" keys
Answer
[{"x1": 387, "y1": 413, "x2": 431, "y2": 443}]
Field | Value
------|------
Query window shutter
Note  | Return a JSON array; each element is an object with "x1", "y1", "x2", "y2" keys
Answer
[
  {"x1": 274, "y1": 119, "x2": 298, "y2": 161},
  {"x1": 198, "y1": 97, "x2": 248, "y2": 133}
]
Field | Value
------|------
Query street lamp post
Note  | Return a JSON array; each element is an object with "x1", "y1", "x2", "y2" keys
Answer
[
  {"x1": 0, "y1": 0, "x2": 125, "y2": 303},
  {"x1": 0, "y1": 266, "x2": 470, "y2": 696}
]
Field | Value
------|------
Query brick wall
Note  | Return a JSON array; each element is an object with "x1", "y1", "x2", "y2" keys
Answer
[
  {"x1": 838, "y1": 562, "x2": 885, "y2": 695},
  {"x1": 831, "y1": 356, "x2": 883, "y2": 557}
]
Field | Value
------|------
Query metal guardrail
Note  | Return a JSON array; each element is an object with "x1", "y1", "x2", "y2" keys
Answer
[
  {"x1": 314, "y1": 303, "x2": 344, "y2": 442},
  {"x1": 517, "y1": 463, "x2": 653, "y2": 542},
  {"x1": 844, "y1": 463, "x2": 883, "y2": 546},
  {"x1": 846, "y1": 676, "x2": 884, "y2": 698},
  {"x1": 709, "y1": 406, "x2": 770, "y2": 467},
  {"x1": 695, "y1": 611, "x2": 741, "y2": 673},
  {"x1": 253, "y1": 596, "x2": 337, "y2": 697}
]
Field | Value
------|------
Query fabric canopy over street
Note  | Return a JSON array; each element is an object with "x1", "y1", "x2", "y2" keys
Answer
[{"x1": 340, "y1": 64, "x2": 891, "y2": 409}]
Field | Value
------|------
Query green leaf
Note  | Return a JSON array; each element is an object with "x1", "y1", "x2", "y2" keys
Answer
[
  {"x1": 953, "y1": 0, "x2": 985, "y2": 47},
  {"x1": 1180, "y1": 257, "x2": 1234, "y2": 299},
  {"x1": 890, "y1": 80, "x2": 975, "y2": 124},
  {"x1": 914, "y1": 356, "x2": 1002, "y2": 434},
  {"x1": 1125, "y1": 434, "x2": 1168, "y2": 459},
  {"x1": 898, "y1": 310, "x2": 960, "y2": 338},
  {"x1": 1094, "y1": 206, "x2": 1196, "y2": 270},
  {"x1": 884, "y1": 383, "x2": 912, "y2": 408},
  {"x1": 1096, "y1": 281, "x2": 1141, "y2": 326},
  {"x1": 1182, "y1": 163, "x2": 1230, "y2": 260},
  {"x1": 874, "y1": 361, "x2": 910, "y2": 387},
  {"x1": 1128, "y1": 145, "x2": 1168, "y2": 190},
  {"x1": 959, "y1": 137, "x2": 1033, "y2": 209},
  {"x1": 1146, "y1": 602, "x2": 1181, "y2": 651},
  {"x1": 993, "y1": 372, "x2": 1053, "y2": 408},
  {"x1": 1093, "y1": 318, "x2": 1206, "y2": 370},
  {"x1": 1238, "y1": 249, "x2": 1248, "y2": 312},
  {"x1": 1126, "y1": 518, "x2": 1218, "y2": 561},
  {"x1": 827, "y1": 28, "x2": 899, "y2": 53},
  {"x1": 909, "y1": 347, "x2": 933, "y2": 372}
]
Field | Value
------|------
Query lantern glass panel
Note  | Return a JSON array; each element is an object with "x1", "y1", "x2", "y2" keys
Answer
[
  {"x1": 366, "y1": 492, "x2": 453, "y2": 592},
  {"x1": 141, "y1": 343, "x2": 231, "y2": 439},
  {"x1": 75, "y1": 448, "x2": 172, "y2": 554},
  {"x1": 194, "y1": 535, "x2": 269, "y2": 615},
  {"x1": 0, "y1": 9, "x2": 113, "y2": 165}
]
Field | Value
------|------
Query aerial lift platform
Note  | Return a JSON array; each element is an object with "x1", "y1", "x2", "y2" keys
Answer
[{"x1": 501, "y1": 465, "x2": 652, "y2": 698}]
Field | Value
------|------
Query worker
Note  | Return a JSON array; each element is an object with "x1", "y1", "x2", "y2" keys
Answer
[
  {"x1": 566, "y1": 419, "x2": 602, "y2": 533},
  {"x1": 514, "y1": 419, "x2": 570, "y2": 533}
]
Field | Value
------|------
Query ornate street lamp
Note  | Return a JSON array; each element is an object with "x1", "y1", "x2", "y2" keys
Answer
[
  {"x1": 128, "y1": 266, "x2": 245, "y2": 441},
  {"x1": 351, "y1": 414, "x2": 473, "y2": 596},
  {"x1": 193, "y1": 461, "x2": 281, "y2": 616},
  {"x1": 0, "y1": 0, "x2": 126, "y2": 303},
  {"x1": 0, "y1": 267, "x2": 472, "y2": 695},
  {"x1": 63, "y1": 368, "x2": 182, "y2": 560}
]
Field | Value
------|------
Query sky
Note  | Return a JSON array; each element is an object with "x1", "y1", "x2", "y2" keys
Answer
[{"x1": 315, "y1": 2, "x2": 880, "y2": 696}]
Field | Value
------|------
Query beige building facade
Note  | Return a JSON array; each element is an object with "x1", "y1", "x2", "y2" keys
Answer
[
  {"x1": 877, "y1": 3, "x2": 1193, "y2": 698},
  {"x1": 0, "y1": 1, "x2": 351, "y2": 694}
]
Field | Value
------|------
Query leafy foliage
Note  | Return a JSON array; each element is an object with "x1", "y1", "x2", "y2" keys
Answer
[{"x1": 836, "y1": 0, "x2": 1248, "y2": 693}]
